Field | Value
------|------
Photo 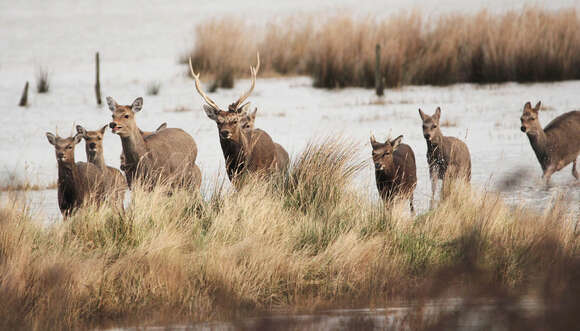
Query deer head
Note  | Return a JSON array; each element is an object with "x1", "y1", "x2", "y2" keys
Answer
[
  {"x1": 418, "y1": 107, "x2": 442, "y2": 142},
  {"x1": 76, "y1": 125, "x2": 107, "y2": 161},
  {"x1": 520, "y1": 101, "x2": 542, "y2": 135},
  {"x1": 370, "y1": 134, "x2": 403, "y2": 171},
  {"x1": 46, "y1": 132, "x2": 82, "y2": 164},
  {"x1": 108, "y1": 96, "x2": 143, "y2": 138},
  {"x1": 241, "y1": 108, "x2": 258, "y2": 131},
  {"x1": 189, "y1": 53, "x2": 260, "y2": 141}
]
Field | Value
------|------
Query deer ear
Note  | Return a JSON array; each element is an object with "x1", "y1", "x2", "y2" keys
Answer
[
  {"x1": 250, "y1": 107, "x2": 257, "y2": 120},
  {"x1": 370, "y1": 134, "x2": 378, "y2": 146},
  {"x1": 131, "y1": 97, "x2": 143, "y2": 112},
  {"x1": 46, "y1": 132, "x2": 56, "y2": 145},
  {"x1": 99, "y1": 125, "x2": 107, "y2": 134},
  {"x1": 391, "y1": 135, "x2": 403, "y2": 150},
  {"x1": 203, "y1": 105, "x2": 219, "y2": 121},
  {"x1": 433, "y1": 107, "x2": 441, "y2": 122},
  {"x1": 418, "y1": 108, "x2": 426, "y2": 121},
  {"x1": 73, "y1": 133, "x2": 83, "y2": 145},
  {"x1": 156, "y1": 122, "x2": 167, "y2": 132},
  {"x1": 238, "y1": 102, "x2": 251, "y2": 115},
  {"x1": 523, "y1": 102, "x2": 532, "y2": 111},
  {"x1": 106, "y1": 96, "x2": 118, "y2": 112},
  {"x1": 533, "y1": 101, "x2": 541, "y2": 112},
  {"x1": 76, "y1": 125, "x2": 87, "y2": 137}
]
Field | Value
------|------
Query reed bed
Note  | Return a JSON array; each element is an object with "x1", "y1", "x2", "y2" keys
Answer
[
  {"x1": 0, "y1": 139, "x2": 578, "y2": 330},
  {"x1": 183, "y1": 8, "x2": 580, "y2": 88}
]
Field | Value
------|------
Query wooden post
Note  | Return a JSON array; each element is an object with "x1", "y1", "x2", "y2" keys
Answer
[
  {"x1": 375, "y1": 44, "x2": 384, "y2": 97},
  {"x1": 19, "y1": 81, "x2": 29, "y2": 107},
  {"x1": 95, "y1": 52, "x2": 102, "y2": 105}
]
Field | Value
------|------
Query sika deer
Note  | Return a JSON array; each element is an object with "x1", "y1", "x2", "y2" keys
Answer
[
  {"x1": 371, "y1": 134, "x2": 417, "y2": 212},
  {"x1": 241, "y1": 108, "x2": 289, "y2": 171},
  {"x1": 76, "y1": 125, "x2": 127, "y2": 208},
  {"x1": 189, "y1": 53, "x2": 285, "y2": 183},
  {"x1": 419, "y1": 107, "x2": 471, "y2": 207},
  {"x1": 46, "y1": 132, "x2": 105, "y2": 217},
  {"x1": 108, "y1": 97, "x2": 201, "y2": 191},
  {"x1": 119, "y1": 122, "x2": 167, "y2": 187},
  {"x1": 520, "y1": 101, "x2": 580, "y2": 183}
]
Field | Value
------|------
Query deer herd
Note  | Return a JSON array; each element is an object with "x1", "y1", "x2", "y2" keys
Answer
[{"x1": 45, "y1": 53, "x2": 580, "y2": 217}]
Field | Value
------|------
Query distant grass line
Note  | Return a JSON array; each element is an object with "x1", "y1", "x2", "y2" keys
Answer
[
  {"x1": 0, "y1": 139, "x2": 579, "y2": 330},
  {"x1": 183, "y1": 7, "x2": 580, "y2": 88}
]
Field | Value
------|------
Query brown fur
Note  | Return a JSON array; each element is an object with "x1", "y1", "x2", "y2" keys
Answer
[
  {"x1": 76, "y1": 125, "x2": 127, "y2": 209},
  {"x1": 520, "y1": 101, "x2": 580, "y2": 183},
  {"x1": 119, "y1": 122, "x2": 168, "y2": 187},
  {"x1": 46, "y1": 132, "x2": 105, "y2": 217},
  {"x1": 108, "y1": 97, "x2": 201, "y2": 191},
  {"x1": 371, "y1": 135, "x2": 417, "y2": 212},
  {"x1": 241, "y1": 108, "x2": 290, "y2": 171},
  {"x1": 419, "y1": 107, "x2": 471, "y2": 207}
]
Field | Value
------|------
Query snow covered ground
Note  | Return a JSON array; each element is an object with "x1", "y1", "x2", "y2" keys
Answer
[{"x1": 1, "y1": 0, "x2": 578, "y2": 221}]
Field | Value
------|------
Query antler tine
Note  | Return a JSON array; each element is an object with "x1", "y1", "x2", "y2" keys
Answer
[
  {"x1": 188, "y1": 57, "x2": 221, "y2": 110},
  {"x1": 231, "y1": 52, "x2": 260, "y2": 111}
]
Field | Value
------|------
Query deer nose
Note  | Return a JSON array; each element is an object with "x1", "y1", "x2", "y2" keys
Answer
[
  {"x1": 424, "y1": 133, "x2": 431, "y2": 139},
  {"x1": 57, "y1": 152, "x2": 65, "y2": 159},
  {"x1": 520, "y1": 126, "x2": 526, "y2": 133},
  {"x1": 89, "y1": 142, "x2": 96, "y2": 149},
  {"x1": 374, "y1": 162, "x2": 381, "y2": 170},
  {"x1": 109, "y1": 122, "x2": 117, "y2": 129},
  {"x1": 220, "y1": 130, "x2": 231, "y2": 139}
]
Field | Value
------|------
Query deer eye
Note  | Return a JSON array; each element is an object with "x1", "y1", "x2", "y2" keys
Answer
[
  {"x1": 124, "y1": 115, "x2": 129, "y2": 119},
  {"x1": 433, "y1": 125, "x2": 437, "y2": 129},
  {"x1": 66, "y1": 145, "x2": 72, "y2": 149},
  {"x1": 97, "y1": 137, "x2": 102, "y2": 141}
]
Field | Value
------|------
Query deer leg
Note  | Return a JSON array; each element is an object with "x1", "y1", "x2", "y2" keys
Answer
[
  {"x1": 542, "y1": 166, "x2": 555, "y2": 185},
  {"x1": 572, "y1": 158, "x2": 578, "y2": 180},
  {"x1": 430, "y1": 170, "x2": 438, "y2": 209}
]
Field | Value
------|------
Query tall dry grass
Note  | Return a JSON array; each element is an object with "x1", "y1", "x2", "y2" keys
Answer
[
  {"x1": 0, "y1": 139, "x2": 578, "y2": 330},
  {"x1": 183, "y1": 8, "x2": 580, "y2": 88}
]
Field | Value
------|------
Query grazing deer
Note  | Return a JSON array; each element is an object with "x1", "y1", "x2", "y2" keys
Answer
[
  {"x1": 46, "y1": 132, "x2": 105, "y2": 217},
  {"x1": 108, "y1": 97, "x2": 201, "y2": 191},
  {"x1": 76, "y1": 125, "x2": 127, "y2": 208},
  {"x1": 520, "y1": 101, "x2": 580, "y2": 183},
  {"x1": 119, "y1": 122, "x2": 167, "y2": 187},
  {"x1": 189, "y1": 53, "x2": 285, "y2": 182},
  {"x1": 419, "y1": 107, "x2": 471, "y2": 207},
  {"x1": 241, "y1": 108, "x2": 290, "y2": 171},
  {"x1": 371, "y1": 134, "x2": 417, "y2": 212}
]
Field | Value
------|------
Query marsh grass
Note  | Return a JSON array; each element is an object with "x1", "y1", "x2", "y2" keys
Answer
[
  {"x1": 0, "y1": 140, "x2": 578, "y2": 330},
  {"x1": 35, "y1": 67, "x2": 50, "y2": 93},
  {"x1": 146, "y1": 81, "x2": 161, "y2": 96},
  {"x1": 184, "y1": 8, "x2": 580, "y2": 88}
]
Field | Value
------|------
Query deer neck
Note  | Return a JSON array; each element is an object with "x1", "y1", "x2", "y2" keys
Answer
[
  {"x1": 87, "y1": 151, "x2": 106, "y2": 170},
  {"x1": 121, "y1": 127, "x2": 147, "y2": 168},
  {"x1": 426, "y1": 132, "x2": 444, "y2": 156},
  {"x1": 57, "y1": 160, "x2": 77, "y2": 193},
  {"x1": 527, "y1": 128, "x2": 550, "y2": 166}
]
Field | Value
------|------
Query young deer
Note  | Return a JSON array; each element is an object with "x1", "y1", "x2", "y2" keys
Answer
[
  {"x1": 46, "y1": 132, "x2": 105, "y2": 217},
  {"x1": 371, "y1": 134, "x2": 417, "y2": 212},
  {"x1": 119, "y1": 122, "x2": 167, "y2": 187},
  {"x1": 108, "y1": 97, "x2": 201, "y2": 191},
  {"x1": 241, "y1": 108, "x2": 289, "y2": 171},
  {"x1": 419, "y1": 107, "x2": 471, "y2": 207},
  {"x1": 189, "y1": 53, "x2": 285, "y2": 182},
  {"x1": 76, "y1": 125, "x2": 127, "y2": 208},
  {"x1": 520, "y1": 101, "x2": 580, "y2": 183}
]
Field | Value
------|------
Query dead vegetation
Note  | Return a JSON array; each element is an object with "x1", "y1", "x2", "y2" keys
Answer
[
  {"x1": 0, "y1": 139, "x2": 578, "y2": 330},
  {"x1": 184, "y1": 8, "x2": 580, "y2": 88}
]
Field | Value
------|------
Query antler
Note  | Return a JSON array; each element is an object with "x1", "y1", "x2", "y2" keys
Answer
[
  {"x1": 189, "y1": 57, "x2": 221, "y2": 111},
  {"x1": 229, "y1": 52, "x2": 260, "y2": 112}
]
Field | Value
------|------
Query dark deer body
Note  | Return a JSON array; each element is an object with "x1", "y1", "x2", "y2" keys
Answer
[
  {"x1": 189, "y1": 53, "x2": 286, "y2": 183},
  {"x1": 371, "y1": 135, "x2": 417, "y2": 211},
  {"x1": 520, "y1": 101, "x2": 580, "y2": 183},
  {"x1": 46, "y1": 132, "x2": 105, "y2": 217},
  {"x1": 76, "y1": 125, "x2": 126, "y2": 208},
  {"x1": 108, "y1": 97, "x2": 201, "y2": 191},
  {"x1": 419, "y1": 107, "x2": 471, "y2": 207}
]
